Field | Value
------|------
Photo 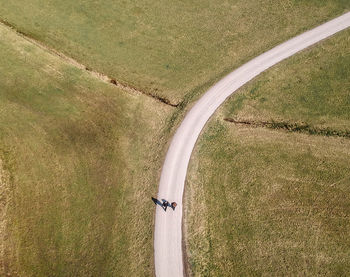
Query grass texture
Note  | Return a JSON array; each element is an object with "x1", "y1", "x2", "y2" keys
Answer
[
  {"x1": 0, "y1": 0, "x2": 348, "y2": 103},
  {"x1": 0, "y1": 24, "x2": 173, "y2": 276},
  {"x1": 185, "y1": 28, "x2": 350, "y2": 276},
  {"x1": 186, "y1": 121, "x2": 350, "y2": 276},
  {"x1": 224, "y1": 30, "x2": 350, "y2": 132}
]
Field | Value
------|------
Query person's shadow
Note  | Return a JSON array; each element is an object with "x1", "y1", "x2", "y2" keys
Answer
[{"x1": 151, "y1": 197, "x2": 168, "y2": 211}]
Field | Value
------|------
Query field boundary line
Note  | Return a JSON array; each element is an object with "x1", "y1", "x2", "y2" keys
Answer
[
  {"x1": 224, "y1": 118, "x2": 350, "y2": 138},
  {"x1": 0, "y1": 19, "x2": 178, "y2": 107}
]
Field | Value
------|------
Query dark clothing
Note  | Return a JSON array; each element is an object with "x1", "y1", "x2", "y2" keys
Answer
[{"x1": 163, "y1": 201, "x2": 169, "y2": 211}]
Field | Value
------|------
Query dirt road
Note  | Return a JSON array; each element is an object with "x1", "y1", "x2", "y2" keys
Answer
[{"x1": 154, "y1": 12, "x2": 350, "y2": 277}]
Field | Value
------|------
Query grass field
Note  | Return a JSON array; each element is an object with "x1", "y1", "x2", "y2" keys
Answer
[
  {"x1": 186, "y1": 123, "x2": 350, "y2": 276},
  {"x1": 185, "y1": 29, "x2": 350, "y2": 276},
  {"x1": 0, "y1": 1, "x2": 348, "y2": 104},
  {"x1": 0, "y1": 1, "x2": 349, "y2": 276},
  {"x1": 224, "y1": 29, "x2": 350, "y2": 132},
  {"x1": 0, "y1": 23, "x2": 173, "y2": 276}
]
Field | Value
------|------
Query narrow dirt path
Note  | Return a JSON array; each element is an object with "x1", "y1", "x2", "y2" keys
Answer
[{"x1": 154, "y1": 12, "x2": 350, "y2": 277}]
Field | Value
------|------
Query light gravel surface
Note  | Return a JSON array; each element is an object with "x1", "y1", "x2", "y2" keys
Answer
[{"x1": 154, "y1": 12, "x2": 350, "y2": 277}]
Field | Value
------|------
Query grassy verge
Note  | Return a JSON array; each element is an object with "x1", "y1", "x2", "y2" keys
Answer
[
  {"x1": 0, "y1": 1, "x2": 348, "y2": 103},
  {"x1": 186, "y1": 121, "x2": 350, "y2": 276},
  {"x1": 185, "y1": 28, "x2": 350, "y2": 276},
  {"x1": 0, "y1": 24, "x2": 173, "y2": 276}
]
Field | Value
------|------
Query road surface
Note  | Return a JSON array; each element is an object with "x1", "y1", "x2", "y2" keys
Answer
[{"x1": 154, "y1": 12, "x2": 350, "y2": 277}]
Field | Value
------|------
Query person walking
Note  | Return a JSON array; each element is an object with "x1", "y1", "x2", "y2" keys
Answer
[
  {"x1": 171, "y1": 202, "x2": 177, "y2": 210},
  {"x1": 162, "y1": 200, "x2": 169, "y2": 211}
]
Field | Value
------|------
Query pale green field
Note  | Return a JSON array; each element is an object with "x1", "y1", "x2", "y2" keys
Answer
[
  {"x1": 186, "y1": 123, "x2": 350, "y2": 276},
  {"x1": 0, "y1": 1, "x2": 349, "y2": 276},
  {"x1": 185, "y1": 29, "x2": 350, "y2": 276},
  {"x1": 0, "y1": 24, "x2": 173, "y2": 276},
  {"x1": 224, "y1": 29, "x2": 350, "y2": 132},
  {"x1": 0, "y1": 0, "x2": 348, "y2": 104}
]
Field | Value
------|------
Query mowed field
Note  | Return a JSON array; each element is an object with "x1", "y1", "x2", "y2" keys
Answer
[
  {"x1": 0, "y1": 1, "x2": 349, "y2": 276},
  {"x1": 0, "y1": 24, "x2": 174, "y2": 276},
  {"x1": 224, "y1": 29, "x2": 350, "y2": 132},
  {"x1": 185, "y1": 30, "x2": 350, "y2": 276},
  {"x1": 0, "y1": 1, "x2": 348, "y2": 104}
]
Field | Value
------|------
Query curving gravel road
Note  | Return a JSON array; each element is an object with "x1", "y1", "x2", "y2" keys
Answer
[{"x1": 154, "y1": 12, "x2": 350, "y2": 277}]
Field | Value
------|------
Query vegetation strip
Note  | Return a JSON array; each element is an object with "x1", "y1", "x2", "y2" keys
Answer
[
  {"x1": 0, "y1": 18, "x2": 178, "y2": 108},
  {"x1": 224, "y1": 118, "x2": 350, "y2": 138}
]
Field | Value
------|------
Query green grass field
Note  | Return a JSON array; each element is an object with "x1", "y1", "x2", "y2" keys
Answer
[
  {"x1": 0, "y1": 1, "x2": 349, "y2": 276},
  {"x1": 185, "y1": 30, "x2": 350, "y2": 276},
  {"x1": 0, "y1": 24, "x2": 173, "y2": 276},
  {"x1": 186, "y1": 123, "x2": 350, "y2": 276},
  {"x1": 224, "y1": 29, "x2": 350, "y2": 132},
  {"x1": 0, "y1": 1, "x2": 348, "y2": 104}
]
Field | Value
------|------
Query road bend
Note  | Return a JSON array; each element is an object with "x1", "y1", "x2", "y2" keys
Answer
[{"x1": 154, "y1": 12, "x2": 350, "y2": 277}]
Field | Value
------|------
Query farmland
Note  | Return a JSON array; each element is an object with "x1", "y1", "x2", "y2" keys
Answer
[
  {"x1": 185, "y1": 29, "x2": 350, "y2": 276},
  {"x1": 224, "y1": 29, "x2": 350, "y2": 133},
  {"x1": 0, "y1": 1, "x2": 349, "y2": 276},
  {"x1": 0, "y1": 23, "x2": 173, "y2": 276},
  {"x1": 186, "y1": 123, "x2": 350, "y2": 276},
  {"x1": 0, "y1": 1, "x2": 348, "y2": 104}
]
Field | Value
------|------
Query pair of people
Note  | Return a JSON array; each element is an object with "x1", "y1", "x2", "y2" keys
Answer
[{"x1": 162, "y1": 200, "x2": 177, "y2": 211}]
